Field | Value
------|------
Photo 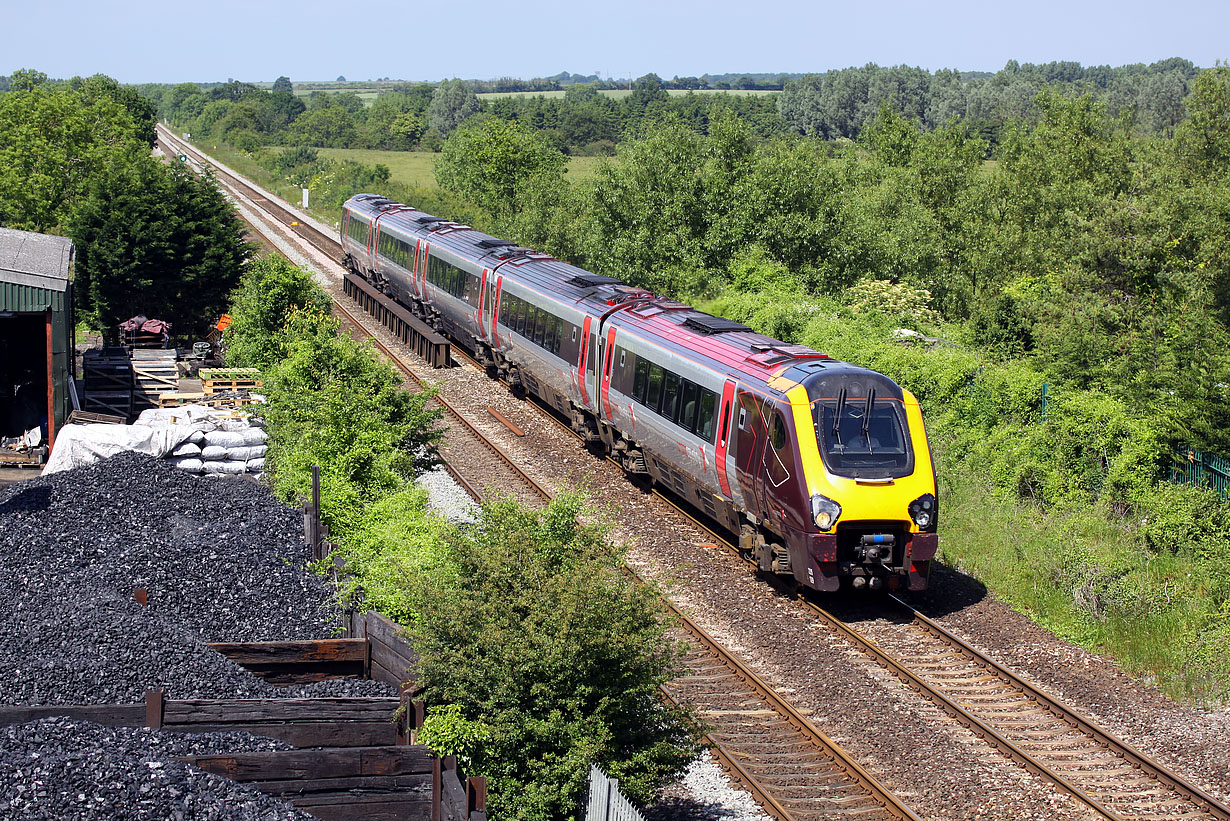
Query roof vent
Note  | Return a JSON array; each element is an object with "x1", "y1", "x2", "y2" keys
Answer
[
  {"x1": 566, "y1": 274, "x2": 624, "y2": 288},
  {"x1": 477, "y1": 239, "x2": 516, "y2": 249},
  {"x1": 684, "y1": 316, "x2": 753, "y2": 335},
  {"x1": 416, "y1": 215, "x2": 446, "y2": 225}
]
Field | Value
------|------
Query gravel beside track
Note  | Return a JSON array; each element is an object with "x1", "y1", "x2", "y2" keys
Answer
[
  {"x1": 0, "y1": 717, "x2": 312, "y2": 820},
  {"x1": 0, "y1": 452, "x2": 394, "y2": 704}
]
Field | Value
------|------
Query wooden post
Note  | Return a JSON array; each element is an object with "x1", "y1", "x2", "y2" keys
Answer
[
  {"x1": 310, "y1": 465, "x2": 321, "y2": 552},
  {"x1": 431, "y1": 755, "x2": 442, "y2": 821},
  {"x1": 467, "y1": 776, "x2": 487, "y2": 816},
  {"x1": 144, "y1": 689, "x2": 164, "y2": 729},
  {"x1": 45, "y1": 308, "x2": 56, "y2": 449}
]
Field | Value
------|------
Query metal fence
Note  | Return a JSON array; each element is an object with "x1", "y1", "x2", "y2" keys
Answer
[
  {"x1": 585, "y1": 765, "x2": 645, "y2": 821},
  {"x1": 1169, "y1": 449, "x2": 1230, "y2": 498}
]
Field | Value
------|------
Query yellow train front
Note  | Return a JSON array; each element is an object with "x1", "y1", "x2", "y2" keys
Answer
[{"x1": 739, "y1": 362, "x2": 937, "y2": 593}]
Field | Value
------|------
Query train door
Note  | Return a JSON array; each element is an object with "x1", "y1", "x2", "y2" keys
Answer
[
  {"x1": 735, "y1": 389, "x2": 771, "y2": 518},
  {"x1": 713, "y1": 379, "x2": 736, "y2": 499},
  {"x1": 477, "y1": 269, "x2": 489, "y2": 341},
  {"x1": 489, "y1": 275, "x2": 503, "y2": 347},
  {"x1": 600, "y1": 326, "x2": 617, "y2": 423},
  {"x1": 575, "y1": 316, "x2": 592, "y2": 407}
]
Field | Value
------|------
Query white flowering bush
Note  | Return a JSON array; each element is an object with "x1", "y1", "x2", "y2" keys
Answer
[{"x1": 846, "y1": 278, "x2": 941, "y2": 327}]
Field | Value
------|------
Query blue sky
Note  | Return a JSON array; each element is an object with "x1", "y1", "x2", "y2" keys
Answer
[{"x1": 3, "y1": 0, "x2": 1226, "y2": 84}]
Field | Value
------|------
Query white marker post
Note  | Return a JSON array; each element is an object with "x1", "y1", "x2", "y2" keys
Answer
[{"x1": 302, "y1": 188, "x2": 310, "y2": 208}]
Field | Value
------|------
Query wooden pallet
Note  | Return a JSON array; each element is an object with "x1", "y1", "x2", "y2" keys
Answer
[
  {"x1": 131, "y1": 349, "x2": 179, "y2": 408},
  {"x1": 67, "y1": 409, "x2": 127, "y2": 425},
  {"x1": 200, "y1": 367, "x2": 263, "y2": 394}
]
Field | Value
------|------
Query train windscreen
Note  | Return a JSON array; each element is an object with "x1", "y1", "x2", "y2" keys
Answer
[{"x1": 813, "y1": 400, "x2": 913, "y2": 479}]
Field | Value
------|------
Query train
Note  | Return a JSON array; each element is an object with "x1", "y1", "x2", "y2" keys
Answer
[{"x1": 340, "y1": 193, "x2": 938, "y2": 593}]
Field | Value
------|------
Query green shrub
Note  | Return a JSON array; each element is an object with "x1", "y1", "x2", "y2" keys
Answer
[{"x1": 402, "y1": 493, "x2": 702, "y2": 821}]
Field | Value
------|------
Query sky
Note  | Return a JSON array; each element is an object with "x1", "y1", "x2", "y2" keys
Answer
[{"x1": 2, "y1": 0, "x2": 1226, "y2": 84}]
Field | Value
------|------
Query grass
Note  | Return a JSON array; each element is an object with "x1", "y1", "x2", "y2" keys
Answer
[
  {"x1": 311, "y1": 148, "x2": 605, "y2": 187},
  {"x1": 477, "y1": 88, "x2": 779, "y2": 100}
]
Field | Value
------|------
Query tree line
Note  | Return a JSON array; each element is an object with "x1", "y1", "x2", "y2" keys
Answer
[{"x1": 124, "y1": 58, "x2": 1205, "y2": 161}]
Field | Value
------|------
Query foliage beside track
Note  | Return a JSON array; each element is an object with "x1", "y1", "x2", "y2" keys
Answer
[{"x1": 203, "y1": 70, "x2": 1230, "y2": 703}]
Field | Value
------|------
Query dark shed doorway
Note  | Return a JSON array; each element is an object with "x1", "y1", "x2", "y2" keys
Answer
[{"x1": 0, "y1": 313, "x2": 50, "y2": 439}]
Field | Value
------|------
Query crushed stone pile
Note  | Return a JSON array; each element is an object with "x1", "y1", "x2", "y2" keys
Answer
[
  {"x1": 0, "y1": 452, "x2": 394, "y2": 704},
  {"x1": 0, "y1": 717, "x2": 313, "y2": 820}
]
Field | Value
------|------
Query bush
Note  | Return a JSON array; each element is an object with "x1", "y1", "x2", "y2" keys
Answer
[
  {"x1": 402, "y1": 493, "x2": 703, "y2": 820},
  {"x1": 257, "y1": 307, "x2": 443, "y2": 538},
  {"x1": 225, "y1": 255, "x2": 332, "y2": 370}
]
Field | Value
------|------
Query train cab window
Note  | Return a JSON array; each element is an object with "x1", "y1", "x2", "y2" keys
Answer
[
  {"x1": 697, "y1": 390, "x2": 717, "y2": 442},
  {"x1": 661, "y1": 373, "x2": 681, "y2": 422},
  {"x1": 771, "y1": 412, "x2": 788, "y2": 451},
  {"x1": 815, "y1": 399, "x2": 912, "y2": 478},
  {"x1": 633, "y1": 358, "x2": 649, "y2": 403},
  {"x1": 646, "y1": 364, "x2": 664, "y2": 410}
]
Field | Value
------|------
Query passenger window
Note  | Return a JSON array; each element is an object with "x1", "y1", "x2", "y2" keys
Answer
[
  {"x1": 661, "y1": 372, "x2": 680, "y2": 421},
  {"x1": 698, "y1": 390, "x2": 717, "y2": 442},
  {"x1": 533, "y1": 309, "x2": 546, "y2": 345},
  {"x1": 544, "y1": 314, "x2": 557, "y2": 353},
  {"x1": 679, "y1": 381, "x2": 699, "y2": 432},
  {"x1": 633, "y1": 359, "x2": 649, "y2": 402},
  {"x1": 646, "y1": 365, "x2": 664, "y2": 411}
]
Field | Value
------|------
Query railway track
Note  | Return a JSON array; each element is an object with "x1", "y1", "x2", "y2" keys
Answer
[
  {"x1": 158, "y1": 126, "x2": 1230, "y2": 821},
  {"x1": 156, "y1": 126, "x2": 921, "y2": 821}
]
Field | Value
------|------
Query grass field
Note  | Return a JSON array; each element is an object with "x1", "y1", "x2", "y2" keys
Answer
[
  {"x1": 313, "y1": 148, "x2": 606, "y2": 187},
  {"x1": 477, "y1": 88, "x2": 780, "y2": 100}
]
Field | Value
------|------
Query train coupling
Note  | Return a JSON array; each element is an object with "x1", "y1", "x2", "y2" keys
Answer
[{"x1": 855, "y1": 533, "x2": 895, "y2": 564}]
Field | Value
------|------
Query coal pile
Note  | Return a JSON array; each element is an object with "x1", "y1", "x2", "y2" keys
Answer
[
  {"x1": 0, "y1": 717, "x2": 313, "y2": 820},
  {"x1": 0, "y1": 452, "x2": 394, "y2": 704}
]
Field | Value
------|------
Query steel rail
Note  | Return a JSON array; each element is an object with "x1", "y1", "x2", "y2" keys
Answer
[{"x1": 893, "y1": 597, "x2": 1230, "y2": 821}]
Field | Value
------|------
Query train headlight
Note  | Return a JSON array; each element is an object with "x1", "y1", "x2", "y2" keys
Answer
[
  {"x1": 811, "y1": 494, "x2": 841, "y2": 531},
  {"x1": 909, "y1": 493, "x2": 937, "y2": 532}
]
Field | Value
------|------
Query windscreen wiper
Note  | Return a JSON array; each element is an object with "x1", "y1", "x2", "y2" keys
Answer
[
  {"x1": 861, "y1": 388, "x2": 876, "y2": 452},
  {"x1": 832, "y1": 388, "x2": 847, "y2": 446}
]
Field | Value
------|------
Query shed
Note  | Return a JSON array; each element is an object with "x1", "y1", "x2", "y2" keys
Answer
[{"x1": 0, "y1": 227, "x2": 74, "y2": 449}]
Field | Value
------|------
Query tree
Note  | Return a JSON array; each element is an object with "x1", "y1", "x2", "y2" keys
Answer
[
  {"x1": 70, "y1": 155, "x2": 252, "y2": 341},
  {"x1": 1175, "y1": 66, "x2": 1230, "y2": 176},
  {"x1": 778, "y1": 74, "x2": 825, "y2": 136},
  {"x1": 427, "y1": 78, "x2": 480, "y2": 136},
  {"x1": 406, "y1": 493, "x2": 702, "y2": 820},
  {"x1": 226, "y1": 255, "x2": 334, "y2": 369},
  {"x1": 288, "y1": 105, "x2": 357, "y2": 147},
  {"x1": 0, "y1": 80, "x2": 142, "y2": 232},
  {"x1": 435, "y1": 118, "x2": 566, "y2": 216},
  {"x1": 272, "y1": 75, "x2": 293, "y2": 94}
]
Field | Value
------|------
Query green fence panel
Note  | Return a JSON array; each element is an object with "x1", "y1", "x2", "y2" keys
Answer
[{"x1": 1170, "y1": 450, "x2": 1230, "y2": 498}]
